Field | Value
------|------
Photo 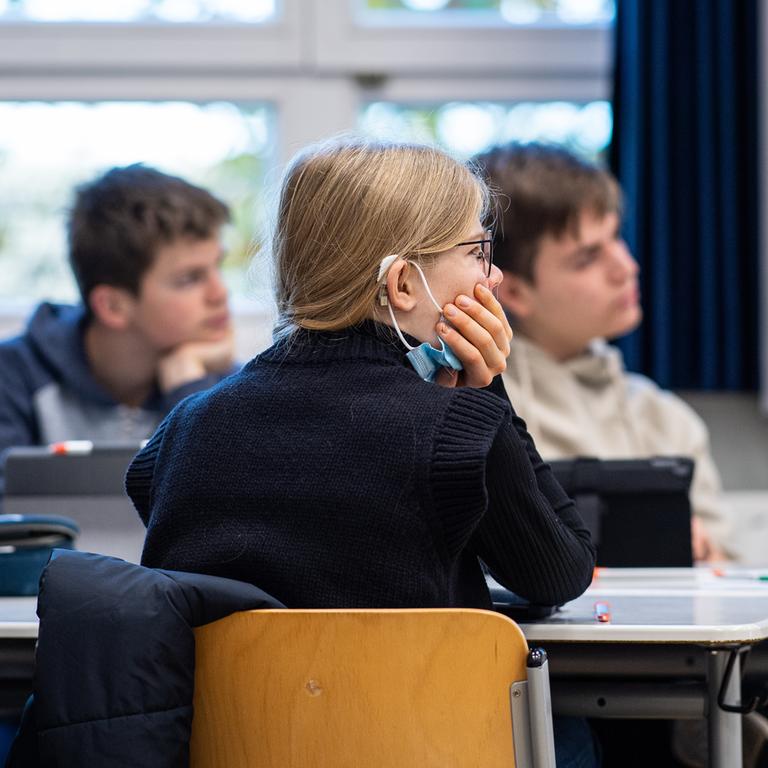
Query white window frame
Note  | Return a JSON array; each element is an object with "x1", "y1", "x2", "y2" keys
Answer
[
  {"x1": 312, "y1": 0, "x2": 611, "y2": 76},
  {"x1": 358, "y1": 75, "x2": 608, "y2": 104},
  {"x1": 0, "y1": 0, "x2": 612, "y2": 327},
  {"x1": 0, "y1": 0, "x2": 611, "y2": 159},
  {"x1": 0, "y1": 1, "x2": 304, "y2": 70},
  {"x1": 0, "y1": 74, "x2": 360, "y2": 168}
]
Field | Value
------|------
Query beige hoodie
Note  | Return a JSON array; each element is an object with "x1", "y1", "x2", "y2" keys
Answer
[{"x1": 502, "y1": 334, "x2": 730, "y2": 548}]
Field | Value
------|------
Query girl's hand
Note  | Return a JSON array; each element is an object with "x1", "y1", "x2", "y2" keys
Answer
[{"x1": 434, "y1": 283, "x2": 514, "y2": 388}]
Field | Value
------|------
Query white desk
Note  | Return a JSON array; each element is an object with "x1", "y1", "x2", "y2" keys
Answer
[
  {"x1": 0, "y1": 599, "x2": 37, "y2": 639},
  {"x1": 5, "y1": 571, "x2": 768, "y2": 766},
  {"x1": 0, "y1": 598, "x2": 37, "y2": 719},
  {"x1": 508, "y1": 568, "x2": 768, "y2": 768}
]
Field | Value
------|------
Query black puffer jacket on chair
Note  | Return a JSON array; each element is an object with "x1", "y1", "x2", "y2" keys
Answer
[{"x1": 6, "y1": 549, "x2": 283, "y2": 768}]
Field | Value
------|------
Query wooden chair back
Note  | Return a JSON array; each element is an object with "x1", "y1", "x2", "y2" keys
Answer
[{"x1": 191, "y1": 608, "x2": 530, "y2": 768}]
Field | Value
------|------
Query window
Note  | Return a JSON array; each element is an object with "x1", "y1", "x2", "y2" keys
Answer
[
  {"x1": 360, "y1": 100, "x2": 612, "y2": 161},
  {"x1": 0, "y1": 0, "x2": 278, "y2": 23},
  {"x1": 0, "y1": 0, "x2": 301, "y2": 71},
  {"x1": 0, "y1": 0, "x2": 612, "y2": 312},
  {"x1": 359, "y1": 0, "x2": 614, "y2": 26},
  {"x1": 0, "y1": 101, "x2": 273, "y2": 305},
  {"x1": 314, "y1": 0, "x2": 611, "y2": 73}
]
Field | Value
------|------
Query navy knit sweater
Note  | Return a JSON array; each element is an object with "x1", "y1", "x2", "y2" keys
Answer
[{"x1": 126, "y1": 321, "x2": 595, "y2": 609}]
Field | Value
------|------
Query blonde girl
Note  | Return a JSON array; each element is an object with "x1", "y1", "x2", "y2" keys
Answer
[{"x1": 128, "y1": 135, "x2": 594, "y2": 624}]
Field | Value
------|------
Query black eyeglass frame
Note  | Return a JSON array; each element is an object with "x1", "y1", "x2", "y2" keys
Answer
[{"x1": 456, "y1": 233, "x2": 494, "y2": 277}]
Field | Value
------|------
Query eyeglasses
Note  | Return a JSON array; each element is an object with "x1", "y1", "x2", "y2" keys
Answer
[{"x1": 456, "y1": 232, "x2": 494, "y2": 278}]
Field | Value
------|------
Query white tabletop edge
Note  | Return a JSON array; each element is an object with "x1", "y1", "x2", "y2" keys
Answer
[
  {"x1": 520, "y1": 620, "x2": 768, "y2": 644},
  {"x1": 0, "y1": 622, "x2": 38, "y2": 638}
]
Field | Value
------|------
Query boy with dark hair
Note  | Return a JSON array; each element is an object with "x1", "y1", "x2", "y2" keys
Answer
[
  {"x1": 0, "y1": 164, "x2": 236, "y2": 496},
  {"x1": 474, "y1": 142, "x2": 728, "y2": 560}
]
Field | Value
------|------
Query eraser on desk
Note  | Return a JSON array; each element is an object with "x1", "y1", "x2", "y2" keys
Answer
[{"x1": 593, "y1": 601, "x2": 611, "y2": 623}]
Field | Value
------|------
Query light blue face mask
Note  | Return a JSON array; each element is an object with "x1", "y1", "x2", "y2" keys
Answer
[{"x1": 377, "y1": 254, "x2": 463, "y2": 383}]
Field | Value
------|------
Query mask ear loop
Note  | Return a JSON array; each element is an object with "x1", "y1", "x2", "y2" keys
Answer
[
  {"x1": 377, "y1": 255, "x2": 445, "y2": 352},
  {"x1": 408, "y1": 261, "x2": 444, "y2": 314},
  {"x1": 378, "y1": 255, "x2": 415, "y2": 351}
]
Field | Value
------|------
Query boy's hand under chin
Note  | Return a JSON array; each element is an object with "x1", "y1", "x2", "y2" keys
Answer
[
  {"x1": 435, "y1": 283, "x2": 513, "y2": 389},
  {"x1": 157, "y1": 326, "x2": 235, "y2": 393},
  {"x1": 691, "y1": 516, "x2": 726, "y2": 563}
]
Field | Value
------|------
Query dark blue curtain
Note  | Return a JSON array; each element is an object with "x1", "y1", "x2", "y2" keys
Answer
[{"x1": 610, "y1": 0, "x2": 759, "y2": 390}]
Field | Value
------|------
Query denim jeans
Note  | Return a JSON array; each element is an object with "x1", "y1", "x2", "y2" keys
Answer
[{"x1": 553, "y1": 715, "x2": 601, "y2": 768}]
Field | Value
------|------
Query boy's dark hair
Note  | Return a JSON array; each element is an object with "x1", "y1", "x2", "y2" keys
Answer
[
  {"x1": 473, "y1": 143, "x2": 621, "y2": 282},
  {"x1": 68, "y1": 164, "x2": 230, "y2": 305}
]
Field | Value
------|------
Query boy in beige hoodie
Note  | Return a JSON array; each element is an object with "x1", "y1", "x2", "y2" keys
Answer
[{"x1": 475, "y1": 142, "x2": 728, "y2": 560}]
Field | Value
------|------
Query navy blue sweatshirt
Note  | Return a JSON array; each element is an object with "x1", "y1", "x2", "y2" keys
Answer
[
  {"x1": 0, "y1": 302, "x2": 234, "y2": 500},
  {"x1": 127, "y1": 321, "x2": 595, "y2": 609}
]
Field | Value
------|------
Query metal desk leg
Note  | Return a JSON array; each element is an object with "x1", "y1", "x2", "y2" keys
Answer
[{"x1": 708, "y1": 650, "x2": 742, "y2": 768}]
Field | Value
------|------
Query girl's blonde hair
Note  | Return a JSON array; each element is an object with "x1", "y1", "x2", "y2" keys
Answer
[{"x1": 272, "y1": 135, "x2": 490, "y2": 338}]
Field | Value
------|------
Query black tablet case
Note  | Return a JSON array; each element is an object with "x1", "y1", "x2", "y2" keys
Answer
[{"x1": 548, "y1": 456, "x2": 694, "y2": 568}]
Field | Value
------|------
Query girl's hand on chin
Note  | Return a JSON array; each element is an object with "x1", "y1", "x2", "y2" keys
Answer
[{"x1": 434, "y1": 283, "x2": 513, "y2": 389}]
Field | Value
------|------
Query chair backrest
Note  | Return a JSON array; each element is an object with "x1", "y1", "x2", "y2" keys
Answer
[{"x1": 191, "y1": 608, "x2": 531, "y2": 768}]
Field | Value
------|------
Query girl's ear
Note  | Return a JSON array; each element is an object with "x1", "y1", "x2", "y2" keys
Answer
[
  {"x1": 496, "y1": 270, "x2": 535, "y2": 319},
  {"x1": 385, "y1": 260, "x2": 419, "y2": 312}
]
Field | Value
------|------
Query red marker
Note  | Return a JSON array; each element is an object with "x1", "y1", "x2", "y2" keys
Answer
[
  {"x1": 49, "y1": 440, "x2": 94, "y2": 455},
  {"x1": 593, "y1": 601, "x2": 611, "y2": 623}
]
